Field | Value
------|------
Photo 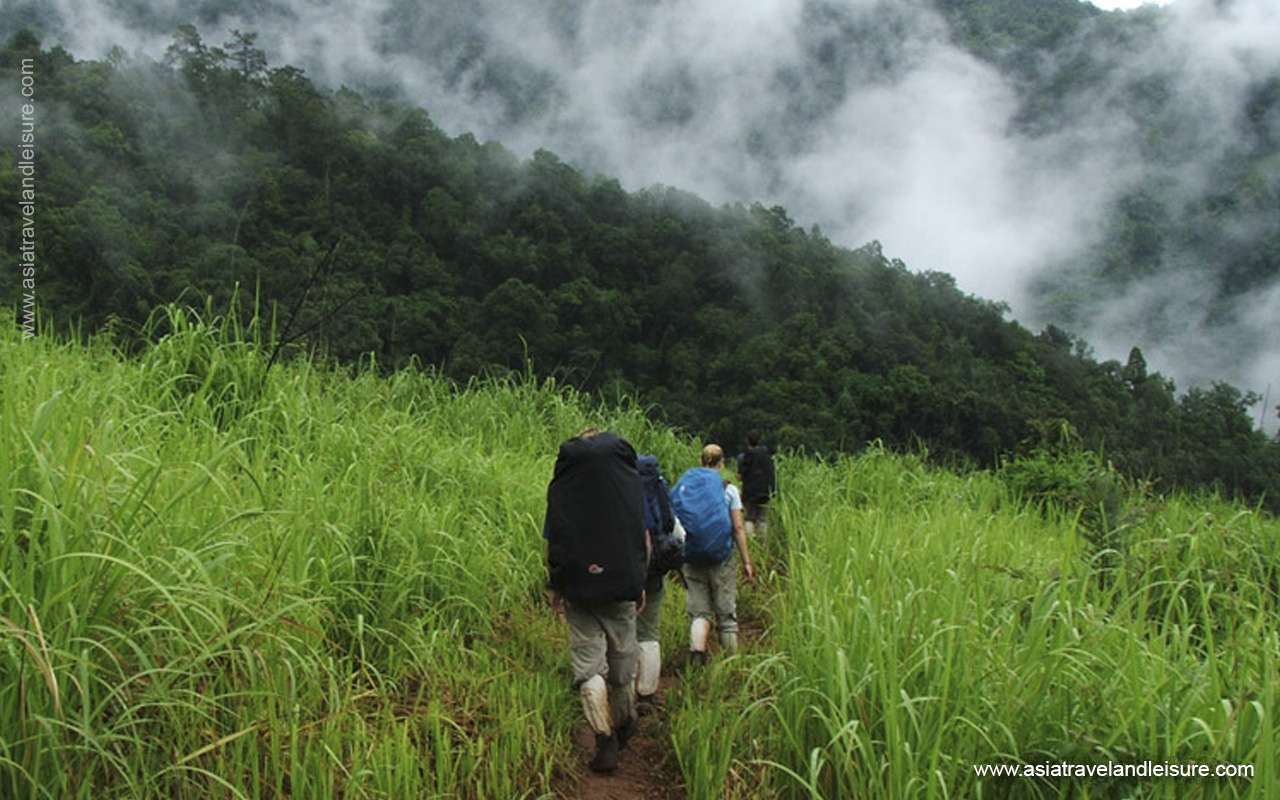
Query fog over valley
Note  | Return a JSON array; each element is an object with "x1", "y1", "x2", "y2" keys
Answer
[{"x1": 4, "y1": 0, "x2": 1279, "y2": 416}]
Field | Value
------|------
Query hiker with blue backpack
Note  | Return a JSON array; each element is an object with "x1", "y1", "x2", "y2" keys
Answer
[
  {"x1": 544, "y1": 429, "x2": 649, "y2": 773},
  {"x1": 635, "y1": 455, "x2": 684, "y2": 708},
  {"x1": 671, "y1": 444, "x2": 755, "y2": 663}
]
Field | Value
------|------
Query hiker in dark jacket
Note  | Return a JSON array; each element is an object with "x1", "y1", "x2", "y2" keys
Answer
[
  {"x1": 544, "y1": 428, "x2": 649, "y2": 773},
  {"x1": 634, "y1": 454, "x2": 680, "y2": 709},
  {"x1": 735, "y1": 431, "x2": 776, "y2": 538}
]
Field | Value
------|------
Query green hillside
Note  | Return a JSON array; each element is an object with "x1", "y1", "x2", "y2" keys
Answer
[
  {"x1": 1, "y1": 0, "x2": 1277, "y2": 380},
  {"x1": 2, "y1": 31, "x2": 1278, "y2": 509},
  {"x1": 2, "y1": 309, "x2": 1276, "y2": 798}
]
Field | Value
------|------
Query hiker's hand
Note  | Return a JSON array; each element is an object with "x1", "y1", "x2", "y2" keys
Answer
[
  {"x1": 742, "y1": 561, "x2": 756, "y2": 585},
  {"x1": 637, "y1": 590, "x2": 647, "y2": 615},
  {"x1": 547, "y1": 589, "x2": 565, "y2": 615}
]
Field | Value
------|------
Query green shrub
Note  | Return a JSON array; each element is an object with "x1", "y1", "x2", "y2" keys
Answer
[{"x1": 998, "y1": 445, "x2": 1134, "y2": 556}]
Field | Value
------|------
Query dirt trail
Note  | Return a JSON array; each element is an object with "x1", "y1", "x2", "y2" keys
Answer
[
  {"x1": 560, "y1": 674, "x2": 683, "y2": 800},
  {"x1": 558, "y1": 616, "x2": 769, "y2": 799}
]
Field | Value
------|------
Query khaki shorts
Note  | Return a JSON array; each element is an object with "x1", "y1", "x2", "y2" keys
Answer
[
  {"x1": 682, "y1": 557, "x2": 738, "y2": 635},
  {"x1": 743, "y1": 500, "x2": 768, "y2": 526},
  {"x1": 564, "y1": 600, "x2": 638, "y2": 688}
]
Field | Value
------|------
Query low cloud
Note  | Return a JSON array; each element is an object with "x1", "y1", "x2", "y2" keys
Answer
[{"x1": 8, "y1": 0, "x2": 1280, "y2": 407}]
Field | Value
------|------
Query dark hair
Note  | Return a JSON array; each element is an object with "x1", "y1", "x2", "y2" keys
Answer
[{"x1": 745, "y1": 431, "x2": 761, "y2": 447}]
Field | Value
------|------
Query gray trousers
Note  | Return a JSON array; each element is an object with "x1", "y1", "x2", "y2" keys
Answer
[
  {"x1": 682, "y1": 556, "x2": 738, "y2": 635},
  {"x1": 564, "y1": 600, "x2": 637, "y2": 727},
  {"x1": 636, "y1": 577, "x2": 665, "y2": 644}
]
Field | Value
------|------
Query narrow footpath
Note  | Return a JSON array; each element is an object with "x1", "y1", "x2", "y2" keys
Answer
[
  {"x1": 561, "y1": 673, "x2": 684, "y2": 800},
  {"x1": 556, "y1": 612, "x2": 769, "y2": 800}
]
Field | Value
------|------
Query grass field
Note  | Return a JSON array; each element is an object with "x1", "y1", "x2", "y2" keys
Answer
[
  {"x1": 672, "y1": 450, "x2": 1277, "y2": 798},
  {"x1": 2, "y1": 307, "x2": 1277, "y2": 798}
]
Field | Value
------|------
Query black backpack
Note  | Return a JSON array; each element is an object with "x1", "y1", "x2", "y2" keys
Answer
[
  {"x1": 739, "y1": 445, "x2": 776, "y2": 504},
  {"x1": 545, "y1": 432, "x2": 646, "y2": 605},
  {"x1": 637, "y1": 454, "x2": 683, "y2": 573}
]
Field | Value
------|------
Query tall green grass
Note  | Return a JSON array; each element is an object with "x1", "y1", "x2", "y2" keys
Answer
[
  {"x1": 0, "y1": 306, "x2": 692, "y2": 798},
  {"x1": 668, "y1": 446, "x2": 1279, "y2": 798},
  {"x1": 5, "y1": 307, "x2": 1278, "y2": 798}
]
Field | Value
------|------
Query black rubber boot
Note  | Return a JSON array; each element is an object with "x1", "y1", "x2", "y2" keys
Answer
[
  {"x1": 589, "y1": 734, "x2": 620, "y2": 773},
  {"x1": 616, "y1": 717, "x2": 637, "y2": 750},
  {"x1": 689, "y1": 650, "x2": 708, "y2": 667}
]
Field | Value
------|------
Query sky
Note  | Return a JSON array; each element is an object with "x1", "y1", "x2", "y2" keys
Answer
[{"x1": 2, "y1": 0, "x2": 1278, "y2": 419}]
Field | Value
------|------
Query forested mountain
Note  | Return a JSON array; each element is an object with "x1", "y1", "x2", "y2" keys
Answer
[
  {"x1": 943, "y1": 0, "x2": 1280, "y2": 376},
  {"x1": 4, "y1": 0, "x2": 1278, "y2": 395},
  {"x1": 1, "y1": 22, "x2": 1278, "y2": 505}
]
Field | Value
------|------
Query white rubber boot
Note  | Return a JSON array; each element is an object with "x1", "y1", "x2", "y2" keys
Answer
[
  {"x1": 636, "y1": 641, "x2": 661, "y2": 697},
  {"x1": 744, "y1": 520, "x2": 756, "y2": 537},
  {"x1": 690, "y1": 617, "x2": 710, "y2": 654},
  {"x1": 580, "y1": 675, "x2": 612, "y2": 736}
]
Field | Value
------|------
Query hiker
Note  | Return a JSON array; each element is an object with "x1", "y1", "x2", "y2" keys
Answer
[
  {"x1": 736, "y1": 431, "x2": 777, "y2": 538},
  {"x1": 635, "y1": 454, "x2": 683, "y2": 709},
  {"x1": 671, "y1": 444, "x2": 755, "y2": 664},
  {"x1": 544, "y1": 428, "x2": 649, "y2": 773}
]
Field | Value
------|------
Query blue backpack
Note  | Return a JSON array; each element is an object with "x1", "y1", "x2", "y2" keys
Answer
[
  {"x1": 638, "y1": 455, "x2": 684, "y2": 572},
  {"x1": 671, "y1": 467, "x2": 733, "y2": 565}
]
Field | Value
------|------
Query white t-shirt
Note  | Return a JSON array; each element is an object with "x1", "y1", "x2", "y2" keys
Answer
[{"x1": 724, "y1": 482, "x2": 743, "y2": 513}]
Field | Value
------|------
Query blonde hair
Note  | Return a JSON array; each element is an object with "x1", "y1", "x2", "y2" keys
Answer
[
  {"x1": 576, "y1": 426, "x2": 601, "y2": 439},
  {"x1": 701, "y1": 443, "x2": 724, "y2": 467}
]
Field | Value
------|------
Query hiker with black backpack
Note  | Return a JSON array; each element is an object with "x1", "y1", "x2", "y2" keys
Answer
[
  {"x1": 544, "y1": 429, "x2": 649, "y2": 773},
  {"x1": 736, "y1": 431, "x2": 777, "y2": 538},
  {"x1": 671, "y1": 444, "x2": 755, "y2": 663},
  {"x1": 635, "y1": 454, "x2": 683, "y2": 709}
]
